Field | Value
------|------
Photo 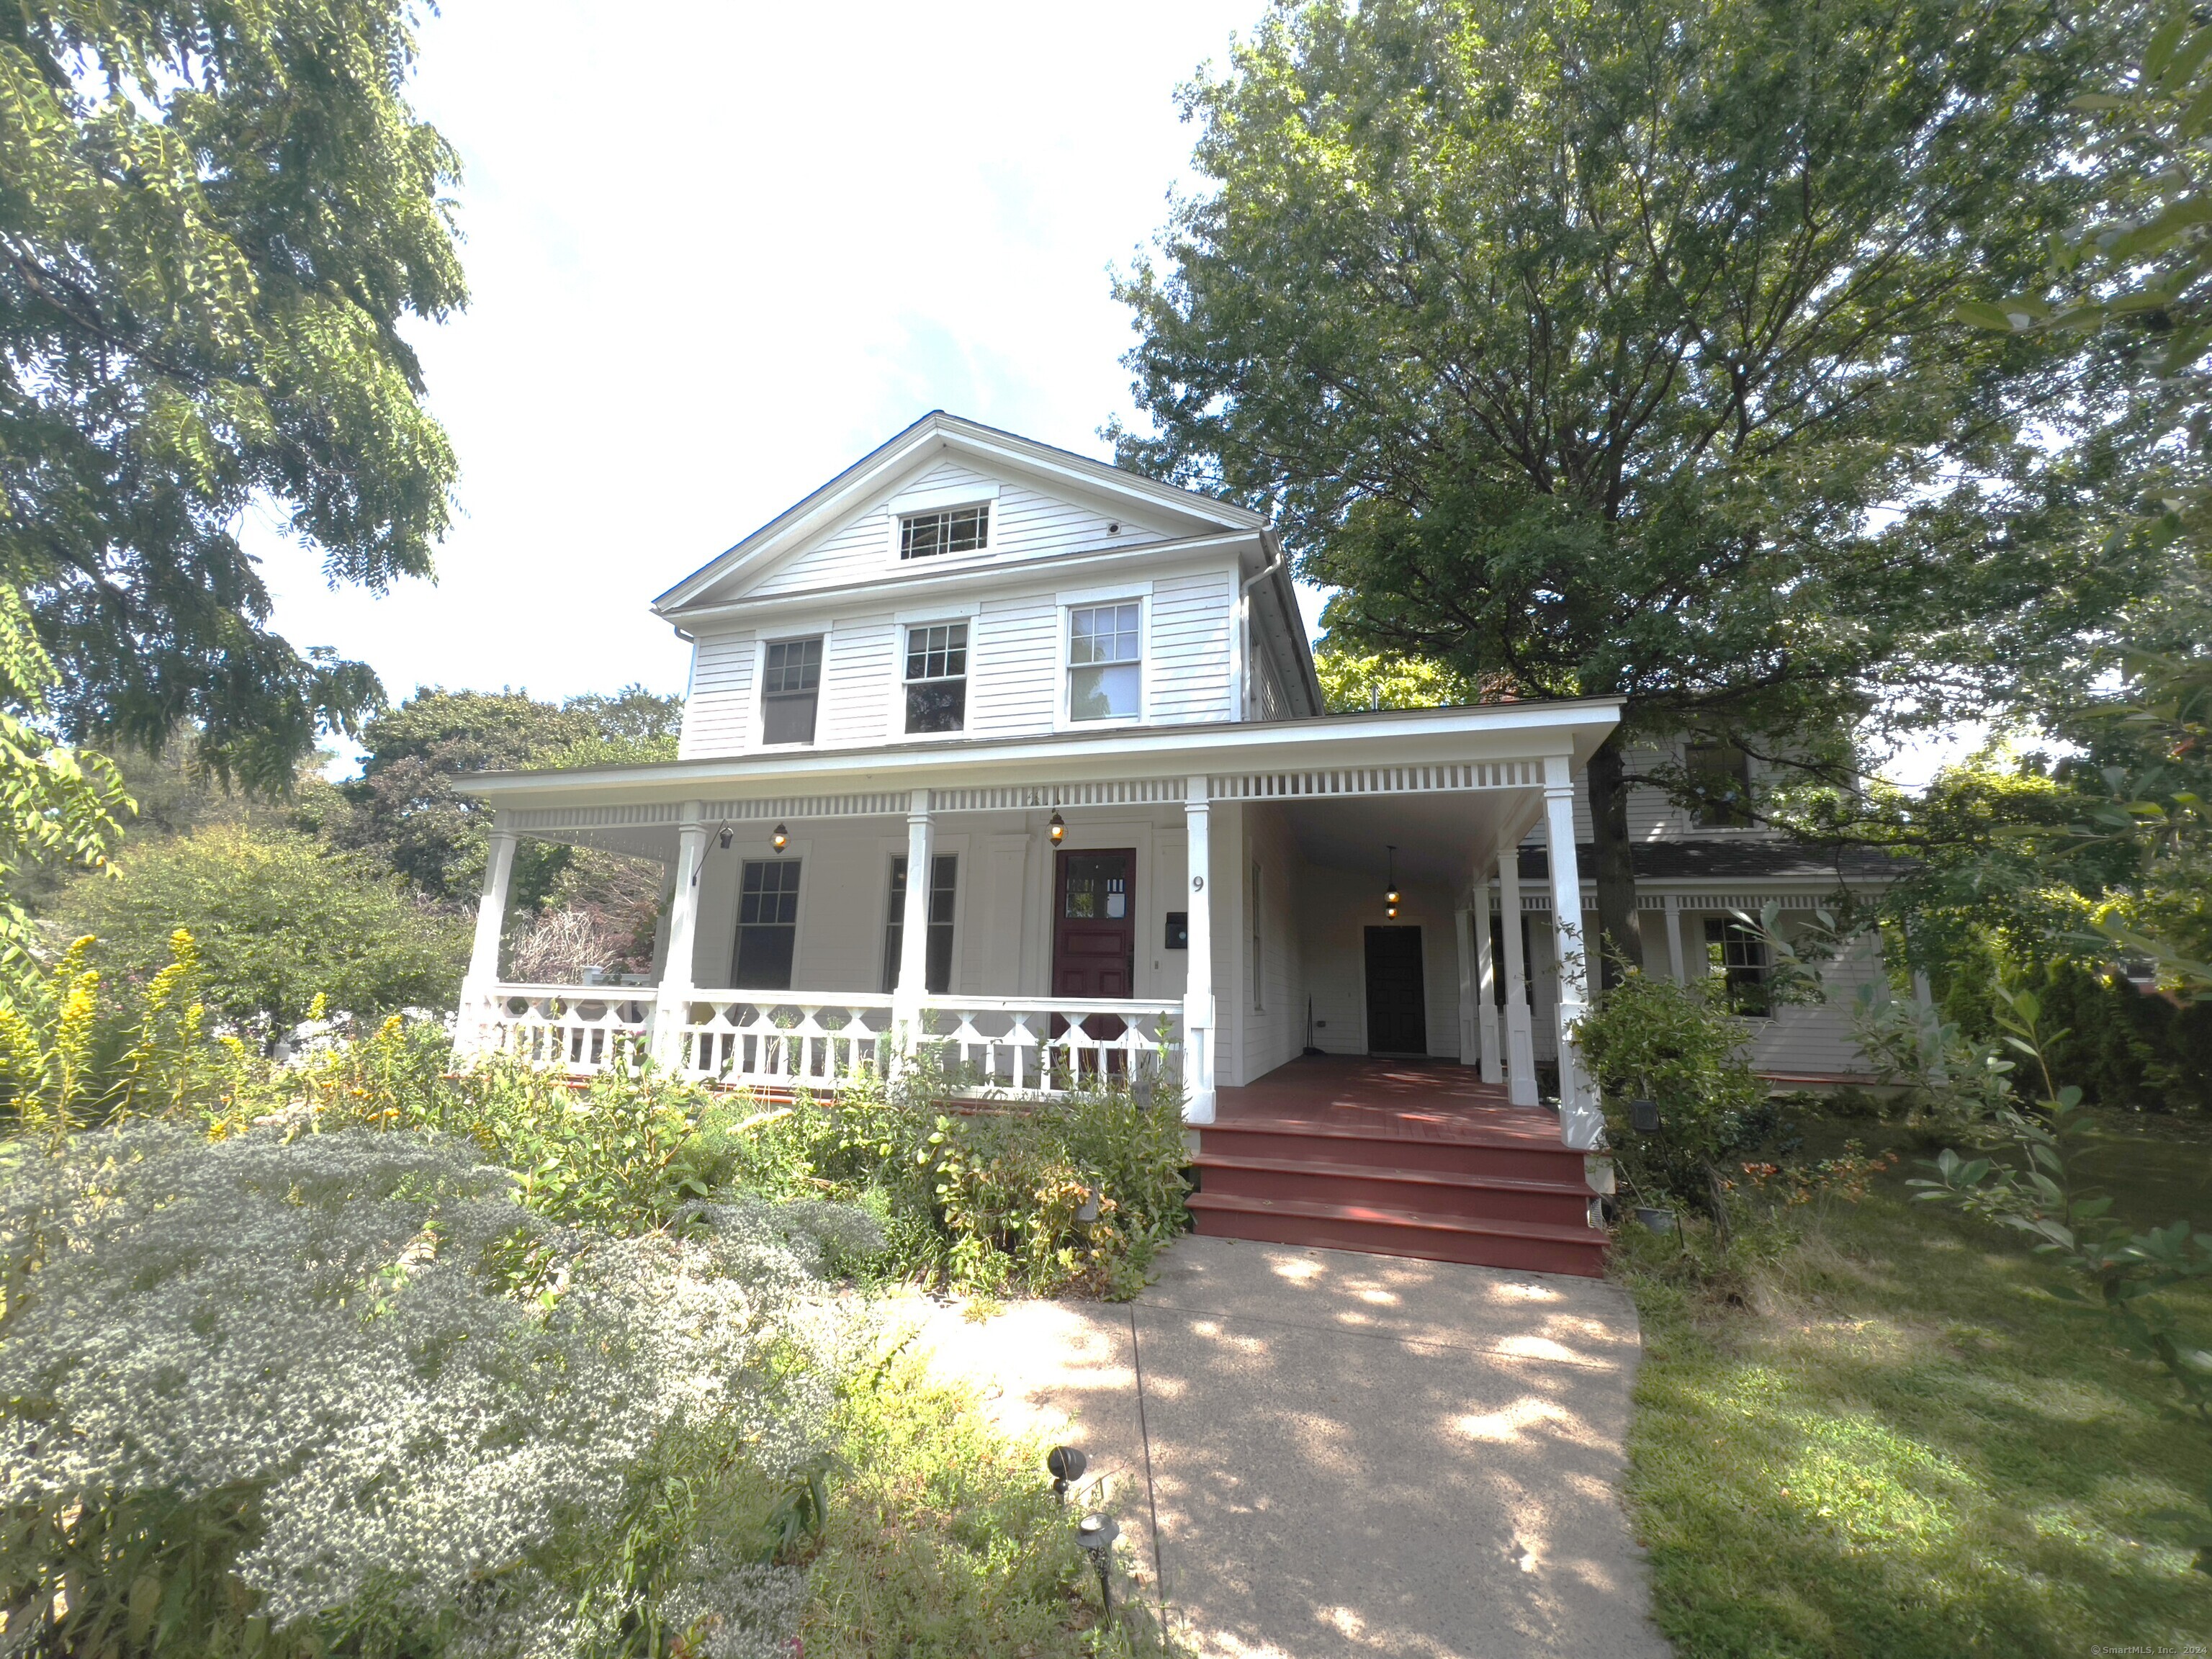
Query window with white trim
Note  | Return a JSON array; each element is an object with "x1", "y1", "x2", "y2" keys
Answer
[
  {"x1": 903, "y1": 621, "x2": 968, "y2": 734},
  {"x1": 1067, "y1": 601, "x2": 1142, "y2": 722},
  {"x1": 760, "y1": 637, "x2": 822, "y2": 745},
  {"x1": 900, "y1": 504, "x2": 989, "y2": 559}
]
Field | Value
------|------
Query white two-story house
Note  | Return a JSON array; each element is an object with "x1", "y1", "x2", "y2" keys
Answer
[{"x1": 454, "y1": 413, "x2": 1892, "y2": 1156}]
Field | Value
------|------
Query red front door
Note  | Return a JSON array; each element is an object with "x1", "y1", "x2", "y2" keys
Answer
[{"x1": 1053, "y1": 849, "x2": 1136, "y2": 998}]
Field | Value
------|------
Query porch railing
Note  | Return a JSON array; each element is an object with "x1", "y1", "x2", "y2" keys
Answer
[{"x1": 459, "y1": 984, "x2": 1183, "y2": 1099}]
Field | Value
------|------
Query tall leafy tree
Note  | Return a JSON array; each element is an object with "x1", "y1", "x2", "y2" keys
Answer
[
  {"x1": 0, "y1": 0, "x2": 465, "y2": 791},
  {"x1": 1115, "y1": 0, "x2": 2141, "y2": 969}
]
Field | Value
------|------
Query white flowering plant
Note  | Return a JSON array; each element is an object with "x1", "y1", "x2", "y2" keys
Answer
[{"x1": 0, "y1": 1120, "x2": 877, "y2": 1658}]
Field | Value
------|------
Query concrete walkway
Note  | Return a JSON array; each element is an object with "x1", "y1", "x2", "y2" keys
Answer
[{"x1": 899, "y1": 1233, "x2": 1671, "y2": 1658}]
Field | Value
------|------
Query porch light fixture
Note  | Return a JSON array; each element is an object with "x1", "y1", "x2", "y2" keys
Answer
[
  {"x1": 717, "y1": 826, "x2": 733, "y2": 850},
  {"x1": 771, "y1": 822, "x2": 788, "y2": 852},
  {"x1": 1385, "y1": 845, "x2": 1401, "y2": 908},
  {"x1": 1048, "y1": 810, "x2": 1066, "y2": 844},
  {"x1": 1047, "y1": 1444, "x2": 1087, "y2": 1504},
  {"x1": 1076, "y1": 1513, "x2": 1120, "y2": 1614}
]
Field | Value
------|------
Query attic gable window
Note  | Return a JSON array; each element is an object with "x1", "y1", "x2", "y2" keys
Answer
[{"x1": 899, "y1": 503, "x2": 989, "y2": 559}]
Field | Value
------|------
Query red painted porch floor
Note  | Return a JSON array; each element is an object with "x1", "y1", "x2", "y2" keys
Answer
[
  {"x1": 1190, "y1": 1056, "x2": 1608, "y2": 1276},
  {"x1": 1214, "y1": 1054, "x2": 1560, "y2": 1141}
]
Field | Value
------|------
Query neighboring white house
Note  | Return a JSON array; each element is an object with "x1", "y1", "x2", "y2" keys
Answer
[{"x1": 453, "y1": 412, "x2": 1892, "y2": 1149}]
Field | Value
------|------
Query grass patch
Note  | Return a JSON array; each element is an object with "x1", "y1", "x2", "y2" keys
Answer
[
  {"x1": 801, "y1": 1352, "x2": 1160, "y2": 1658},
  {"x1": 1615, "y1": 1125, "x2": 2212, "y2": 1658}
]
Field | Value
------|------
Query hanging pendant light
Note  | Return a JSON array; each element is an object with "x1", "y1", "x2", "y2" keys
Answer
[
  {"x1": 771, "y1": 822, "x2": 788, "y2": 852},
  {"x1": 1385, "y1": 845, "x2": 1401, "y2": 909},
  {"x1": 1048, "y1": 810, "x2": 1066, "y2": 844}
]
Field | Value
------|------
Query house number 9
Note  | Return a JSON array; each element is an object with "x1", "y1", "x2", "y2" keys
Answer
[{"x1": 1192, "y1": 876, "x2": 1204, "y2": 891}]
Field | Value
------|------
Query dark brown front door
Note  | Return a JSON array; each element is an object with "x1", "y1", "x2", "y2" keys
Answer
[
  {"x1": 1053, "y1": 849, "x2": 1136, "y2": 998},
  {"x1": 1364, "y1": 925, "x2": 1428, "y2": 1055}
]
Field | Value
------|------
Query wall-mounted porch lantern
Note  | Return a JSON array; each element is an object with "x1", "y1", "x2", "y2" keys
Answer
[{"x1": 1048, "y1": 810, "x2": 1066, "y2": 844}]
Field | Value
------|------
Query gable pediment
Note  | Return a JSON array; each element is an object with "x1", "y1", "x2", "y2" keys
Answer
[{"x1": 655, "y1": 412, "x2": 1262, "y2": 618}]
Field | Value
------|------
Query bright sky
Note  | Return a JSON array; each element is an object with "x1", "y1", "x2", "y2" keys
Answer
[{"x1": 253, "y1": 0, "x2": 1323, "y2": 723}]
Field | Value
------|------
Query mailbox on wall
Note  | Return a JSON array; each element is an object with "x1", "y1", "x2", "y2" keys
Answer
[{"x1": 1164, "y1": 912, "x2": 1189, "y2": 950}]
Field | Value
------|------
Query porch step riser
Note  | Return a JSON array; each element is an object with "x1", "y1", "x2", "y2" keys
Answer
[
  {"x1": 1197, "y1": 1126, "x2": 1584, "y2": 1184},
  {"x1": 1196, "y1": 1164, "x2": 1591, "y2": 1228},
  {"x1": 1190, "y1": 1202, "x2": 1606, "y2": 1277}
]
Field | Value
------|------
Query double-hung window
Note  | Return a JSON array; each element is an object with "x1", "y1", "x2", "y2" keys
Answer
[
  {"x1": 734, "y1": 860, "x2": 802, "y2": 989},
  {"x1": 881, "y1": 854, "x2": 958, "y2": 993},
  {"x1": 1068, "y1": 601, "x2": 1142, "y2": 722},
  {"x1": 903, "y1": 622, "x2": 967, "y2": 734},
  {"x1": 1704, "y1": 916, "x2": 1771, "y2": 1016},
  {"x1": 900, "y1": 504, "x2": 989, "y2": 559},
  {"x1": 760, "y1": 637, "x2": 822, "y2": 746},
  {"x1": 1686, "y1": 741, "x2": 1754, "y2": 827}
]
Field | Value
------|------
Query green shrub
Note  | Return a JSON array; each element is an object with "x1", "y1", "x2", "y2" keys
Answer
[
  {"x1": 51, "y1": 824, "x2": 469, "y2": 1038},
  {"x1": 243, "y1": 1025, "x2": 1190, "y2": 1298},
  {"x1": 1574, "y1": 969, "x2": 1773, "y2": 1221}
]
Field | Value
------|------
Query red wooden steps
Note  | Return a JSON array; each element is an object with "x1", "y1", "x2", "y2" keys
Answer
[{"x1": 1190, "y1": 1115, "x2": 1606, "y2": 1277}]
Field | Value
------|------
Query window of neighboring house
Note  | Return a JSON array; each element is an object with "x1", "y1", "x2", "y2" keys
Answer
[
  {"x1": 1704, "y1": 916, "x2": 1771, "y2": 1015},
  {"x1": 733, "y1": 860, "x2": 802, "y2": 989},
  {"x1": 900, "y1": 504, "x2": 989, "y2": 559},
  {"x1": 903, "y1": 622, "x2": 968, "y2": 734},
  {"x1": 760, "y1": 637, "x2": 822, "y2": 745},
  {"x1": 1068, "y1": 601, "x2": 1142, "y2": 722},
  {"x1": 1250, "y1": 860, "x2": 1264, "y2": 1011},
  {"x1": 1686, "y1": 741, "x2": 1755, "y2": 827},
  {"x1": 881, "y1": 854, "x2": 958, "y2": 994}
]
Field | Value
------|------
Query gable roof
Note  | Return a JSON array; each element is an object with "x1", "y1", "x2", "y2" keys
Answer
[{"x1": 653, "y1": 410, "x2": 1267, "y2": 617}]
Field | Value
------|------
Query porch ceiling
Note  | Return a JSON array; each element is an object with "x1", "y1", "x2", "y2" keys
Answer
[{"x1": 1274, "y1": 790, "x2": 1538, "y2": 889}]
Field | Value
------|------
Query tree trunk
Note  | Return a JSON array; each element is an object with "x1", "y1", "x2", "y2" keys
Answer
[{"x1": 1586, "y1": 735, "x2": 1642, "y2": 986}]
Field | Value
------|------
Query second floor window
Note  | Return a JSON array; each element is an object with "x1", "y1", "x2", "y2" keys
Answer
[
  {"x1": 1686, "y1": 741, "x2": 1754, "y2": 827},
  {"x1": 760, "y1": 637, "x2": 822, "y2": 745},
  {"x1": 901, "y1": 504, "x2": 989, "y2": 559},
  {"x1": 904, "y1": 622, "x2": 967, "y2": 734},
  {"x1": 1068, "y1": 601, "x2": 1141, "y2": 722}
]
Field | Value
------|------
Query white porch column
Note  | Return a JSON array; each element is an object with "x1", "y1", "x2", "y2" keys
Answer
[
  {"x1": 1663, "y1": 894, "x2": 1689, "y2": 984},
  {"x1": 1475, "y1": 896, "x2": 1502, "y2": 1086},
  {"x1": 1544, "y1": 757, "x2": 1602, "y2": 1148},
  {"x1": 1181, "y1": 775, "x2": 1215, "y2": 1124},
  {"x1": 456, "y1": 823, "x2": 518, "y2": 1059},
  {"x1": 1498, "y1": 847, "x2": 1538, "y2": 1106},
  {"x1": 652, "y1": 804, "x2": 707, "y2": 1071},
  {"x1": 1454, "y1": 907, "x2": 1479, "y2": 1068},
  {"x1": 892, "y1": 790, "x2": 935, "y2": 1058}
]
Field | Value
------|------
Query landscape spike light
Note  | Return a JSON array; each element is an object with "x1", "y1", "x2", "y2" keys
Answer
[
  {"x1": 1076, "y1": 1512, "x2": 1119, "y2": 1613},
  {"x1": 1047, "y1": 1444, "x2": 1087, "y2": 1503},
  {"x1": 1048, "y1": 810, "x2": 1066, "y2": 844}
]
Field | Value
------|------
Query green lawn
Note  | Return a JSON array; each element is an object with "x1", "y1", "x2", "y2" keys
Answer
[{"x1": 1615, "y1": 1116, "x2": 2212, "y2": 1658}]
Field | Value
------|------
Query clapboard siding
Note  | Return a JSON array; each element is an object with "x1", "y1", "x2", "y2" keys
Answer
[
  {"x1": 679, "y1": 629, "x2": 755, "y2": 758},
  {"x1": 1149, "y1": 570, "x2": 1234, "y2": 724},
  {"x1": 740, "y1": 459, "x2": 1172, "y2": 600},
  {"x1": 822, "y1": 617, "x2": 894, "y2": 747},
  {"x1": 970, "y1": 590, "x2": 1058, "y2": 737},
  {"x1": 1526, "y1": 741, "x2": 1768, "y2": 846}
]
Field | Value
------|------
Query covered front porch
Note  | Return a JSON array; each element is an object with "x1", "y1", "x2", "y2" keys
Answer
[{"x1": 450, "y1": 698, "x2": 1622, "y2": 1146}]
